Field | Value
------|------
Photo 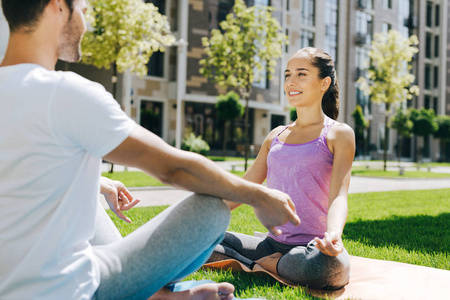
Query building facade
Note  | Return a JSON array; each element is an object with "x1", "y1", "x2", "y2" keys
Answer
[{"x1": 1, "y1": 1, "x2": 449, "y2": 160}]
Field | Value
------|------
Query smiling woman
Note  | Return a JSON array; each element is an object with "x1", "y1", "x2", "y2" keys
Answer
[{"x1": 207, "y1": 47, "x2": 356, "y2": 291}]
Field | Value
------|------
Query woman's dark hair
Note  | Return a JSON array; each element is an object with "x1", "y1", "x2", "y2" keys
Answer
[
  {"x1": 300, "y1": 47, "x2": 339, "y2": 120},
  {"x1": 2, "y1": 0, "x2": 74, "y2": 32}
]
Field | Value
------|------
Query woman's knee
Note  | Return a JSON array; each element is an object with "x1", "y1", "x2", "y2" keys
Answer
[{"x1": 277, "y1": 245, "x2": 350, "y2": 290}]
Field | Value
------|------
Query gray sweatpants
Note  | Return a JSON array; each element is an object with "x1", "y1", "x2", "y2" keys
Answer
[
  {"x1": 208, "y1": 232, "x2": 350, "y2": 290},
  {"x1": 90, "y1": 193, "x2": 230, "y2": 300}
]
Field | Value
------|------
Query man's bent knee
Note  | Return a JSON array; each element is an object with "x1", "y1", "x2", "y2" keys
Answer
[{"x1": 181, "y1": 194, "x2": 231, "y2": 234}]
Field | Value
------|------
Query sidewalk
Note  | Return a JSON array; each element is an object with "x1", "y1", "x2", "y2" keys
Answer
[{"x1": 100, "y1": 161, "x2": 450, "y2": 209}]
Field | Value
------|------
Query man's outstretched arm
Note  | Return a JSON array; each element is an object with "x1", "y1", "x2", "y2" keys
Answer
[{"x1": 103, "y1": 125, "x2": 300, "y2": 235}]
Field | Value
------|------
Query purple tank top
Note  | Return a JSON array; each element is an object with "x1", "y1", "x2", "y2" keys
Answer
[{"x1": 267, "y1": 116, "x2": 335, "y2": 245}]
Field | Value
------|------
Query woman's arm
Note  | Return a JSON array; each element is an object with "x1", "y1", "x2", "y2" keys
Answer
[
  {"x1": 314, "y1": 122, "x2": 355, "y2": 256},
  {"x1": 225, "y1": 126, "x2": 284, "y2": 210}
]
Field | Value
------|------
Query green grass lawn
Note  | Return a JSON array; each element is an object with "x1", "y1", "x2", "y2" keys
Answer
[
  {"x1": 103, "y1": 164, "x2": 450, "y2": 188},
  {"x1": 351, "y1": 168, "x2": 450, "y2": 178},
  {"x1": 108, "y1": 188, "x2": 450, "y2": 300}
]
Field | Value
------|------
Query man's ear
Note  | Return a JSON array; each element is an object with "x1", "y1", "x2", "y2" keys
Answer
[{"x1": 321, "y1": 76, "x2": 332, "y2": 92}]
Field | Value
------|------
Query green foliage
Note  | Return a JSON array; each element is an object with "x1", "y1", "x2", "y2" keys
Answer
[
  {"x1": 290, "y1": 107, "x2": 297, "y2": 122},
  {"x1": 434, "y1": 115, "x2": 450, "y2": 141},
  {"x1": 181, "y1": 133, "x2": 210, "y2": 156},
  {"x1": 81, "y1": 0, "x2": 175, "y2": 77},
  {"x1": 101, "y1": 171, "x2": 165, "y2": 187},
  {"x1": 351, "y1": 105, "x2": 369, "y2": 128},
  {"x1": 351, "y1": 105, "x2": 369, "y2": 135},
  {"x1": 216, "y1": 91, "x2": 244, "y2": 121},
  {"x1": 390, "y1": 105, "x2": 413, "y2": 138},
  {"x1": 199, "y1": 0, "x2": 286, "y2": 93},
  {"x1": 408, "y1": 108, "x2": 438, "y2": 137},
  {"x1": 357, "y1": 30, "x2": 420, "y2": 107}
]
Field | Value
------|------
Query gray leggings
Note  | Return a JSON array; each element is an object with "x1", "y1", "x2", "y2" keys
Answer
[
  {"x1": 209, "y1": 232, "x2": 350, "y2": 290},
  {"x1": 90, "y1": 193, "x2": 230, "y2": 300}
]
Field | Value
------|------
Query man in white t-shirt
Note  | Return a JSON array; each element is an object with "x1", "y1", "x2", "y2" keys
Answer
[{"x1": 0, "y1": 0, "x2": 300, "y2": 299}]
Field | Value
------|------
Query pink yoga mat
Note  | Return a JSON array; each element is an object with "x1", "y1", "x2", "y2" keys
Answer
[{"x1": 203, "y1": 255, "x2": 450, "y2": 299}]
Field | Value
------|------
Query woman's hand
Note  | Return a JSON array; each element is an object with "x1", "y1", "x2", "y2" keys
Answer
[
  {"x1": 314, "y1": 231, "x2": 344, "y2": 256},
  {"x1": 100, "y1": 177, "x2": 140, "y2": 223}
]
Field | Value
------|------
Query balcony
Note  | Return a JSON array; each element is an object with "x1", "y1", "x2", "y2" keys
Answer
[
  {"x1": 403, "y1": 15, "x2": 418, "y2": 29},
  {"x1": 356, "y1": 33, "x2": 370, "y2": 45},
  {"x1": 355, "y1": 68, "x2": 367, "y2": 81},
  {"x1": 358, "y1": 0, "x2": 370, "y2": 10}
]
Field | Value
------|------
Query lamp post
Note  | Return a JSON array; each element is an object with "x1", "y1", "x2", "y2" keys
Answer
[
  {"x1": 174, "y1": 38, "x2": 188, "y2": 149},
  {"x1": 174, "y1": 0, "x2": 188, "y2": 149}
]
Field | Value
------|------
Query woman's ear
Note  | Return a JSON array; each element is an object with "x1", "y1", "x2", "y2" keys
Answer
[{"x1": 321, "y1": 76, "x2": 332, "y2": 92}]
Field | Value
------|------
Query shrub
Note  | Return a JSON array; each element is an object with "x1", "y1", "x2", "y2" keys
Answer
[{"x1": 181, "y1": 133, "x2": 210, "y2": 156}]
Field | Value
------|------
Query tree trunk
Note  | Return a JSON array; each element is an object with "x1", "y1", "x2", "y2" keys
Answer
[
  {"x1": 109, "y1": 63, "x2": 118, "y2": 173},
  {"x1": 222, "y1": 121, "x2": 228, "y2": 157},
  {"x1": 364, "y1": 127, "x2": 368, "y2": 159},
  {"x1": 383, "y1": 107, "x2": 389, "y2": 171},
  {"x1": 244, "y1": 95, "x2": 250, "y2": 171},
  {"x1": 398, "y1": 134, "x2": 402, "y2": 167}
]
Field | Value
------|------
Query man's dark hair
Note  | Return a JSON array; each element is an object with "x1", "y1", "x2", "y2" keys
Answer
[{"x1": 1, "y1": 0, "x2": 74, "y2": 32}]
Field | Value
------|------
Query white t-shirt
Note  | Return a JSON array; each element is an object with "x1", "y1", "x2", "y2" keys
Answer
[{"x1": 0, "y1": 64, "x2": 135, "y2": 299}]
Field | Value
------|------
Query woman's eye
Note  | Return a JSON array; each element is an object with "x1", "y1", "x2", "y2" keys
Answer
[
  {"x1": 298, "y1": 73, "x2": 306, "y2": 77},
  {"x1": 284, "y1": 74, "x2": 290, "y2": 80}
]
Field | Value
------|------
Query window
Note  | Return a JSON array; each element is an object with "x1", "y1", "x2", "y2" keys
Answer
[
  {"x1": 425, "y1": 64, "x2": 431, "y2": 90},
  {"x1": 433, "y1": 97, "x2": 438, "y2": 112},
  {"x1": 140, "y1": 101, "x2": 163, "y2": 137},
  {"x1": 252, "y1": 0, "x2": 270, "y2": 89},
  {"x1": 399, "y1": 0, "x2": 410, "y2": 37},
  {"x1": 434, "y1": 66, "x2": 439, "y2": 88},
  {"x1": 145, "y1": 0, "x2": 165, "y2": 14},
  {"x1": 383, "y1": 0, "x2": 392, "y2": 9},
  {"x1": 426, "y1": 1, "x2": 432, "y2": 27},
  {"x1": 425, "y1": 33, "x2": 432, "y2": 59},
  {"x1": 356, "y1": 10, "x2": 373, "y2": 41},
  {"x1": 301, "y1": 30, "x2": 315, "y2": 48},
  {"x1": 434, "y1": 35, "x2": 439, "y2": 57},
  {"x1": 382, "y1": 22, "x2": 392, "y2": 33},
  {"x1": 324, "y1": 0, "x2": 338, "y2": 64},
  {"x1": 424, "y1": 95, "x2": 431, "y2": 109},
  {"x1": 145, "y1": 0, "x2": 166, "y2": 77},
  {"x1": 271, "y1": 114, "x2": 286, "y2": 129},
  {"x1": 435, "y1": 5, "x2": 440, "y2": 27},
  {"x1": 302, "y1": 0, "x2": 315, "y2": 26},
  {"x1": 147, "y1": 52, "x2": 164, "y2": 77}
]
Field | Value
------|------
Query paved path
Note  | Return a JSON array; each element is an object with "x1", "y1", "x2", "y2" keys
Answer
[{"x1": 100, "y1": 162, "x2": 450, "y2": 209}]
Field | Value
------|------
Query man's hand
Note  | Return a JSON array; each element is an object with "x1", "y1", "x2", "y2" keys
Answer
[
  {"x1": 253, "y1": 189, "x2": 301, "y2": 236},
  {"x1": 100, "y1": 177, "x2": 140, "y2": 223},
  {"x1": 314, "y1": 231, "x2": 344, "y2": 256}
]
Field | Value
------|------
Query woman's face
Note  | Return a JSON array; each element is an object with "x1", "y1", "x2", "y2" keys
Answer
[{"x1": 284, "y1": 51, "x2": 329, "y2": 109}]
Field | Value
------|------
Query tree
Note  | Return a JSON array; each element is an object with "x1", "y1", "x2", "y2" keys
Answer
[
  {"x1": 216, "y1": 92, "x2": 244, "y2": 157},
  {"x1": 358, "y1": 30, "x2": 419, "y2": 171},
  {"x1": 409, "y1": 108, "x2": 438, "y2": 162},
  {"x1": 351, "y1": 105, "x2": 370, "y2": 158},
  {"x1": 200, "y1": 0, "x2": 286, "y2": 170},
  {"x1": 81, "y1": 0, "x2": 175, "y2": 172},
  {"x1": 389, "y1": 104, "x2": 412, "y2": 165},
  {"x1": 290, "y1": 107, "x2": 297, "y2": 122},
  {"x1": 434, "y1": 115, "x2": 450, "y2": 162}
]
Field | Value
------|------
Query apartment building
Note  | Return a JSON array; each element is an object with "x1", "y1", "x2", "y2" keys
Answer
[{"x1": 1, "y1": 1, "x2": 448, "y2": 160}]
